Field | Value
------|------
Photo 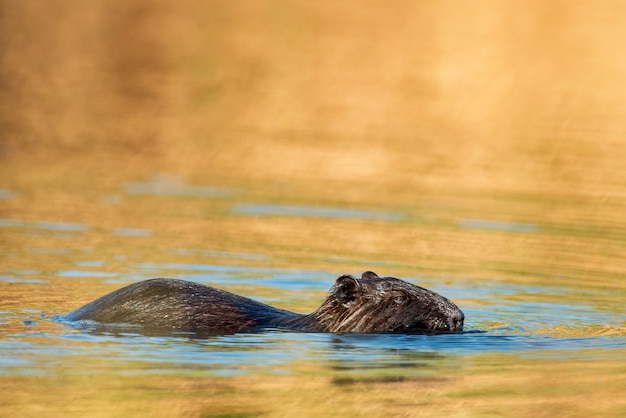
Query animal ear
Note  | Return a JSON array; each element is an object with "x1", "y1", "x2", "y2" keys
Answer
[
  {"x1": 361, "y1": 271, "x2": 379, "y2": 279},
  {"x1": 334, "y1": 275, "x2": 361, "y2": 307}
]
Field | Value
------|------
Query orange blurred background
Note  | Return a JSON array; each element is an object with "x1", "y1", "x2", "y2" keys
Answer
[{"x1": 3, "y1": 1, "x2": 626, "y2": 201}]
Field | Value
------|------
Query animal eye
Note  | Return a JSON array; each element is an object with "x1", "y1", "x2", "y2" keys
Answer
[{"x1": 393, "y1": 295, "x2": 407, "y2": 304}]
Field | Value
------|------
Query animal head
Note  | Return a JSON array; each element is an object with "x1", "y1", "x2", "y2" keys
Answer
[{"x1": 315, "y1": 271, "x2": 464, "y2": 333}]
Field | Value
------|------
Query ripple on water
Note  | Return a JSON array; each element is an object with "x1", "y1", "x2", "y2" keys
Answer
[
  {"x1": 0, "y1": 218, "x2": 88, "y2": 232},
  {"x1": 458, "y1": 218, "x2": 539, "y2": 233},
  {"x1": 2, "y1": 323, "x2": 624, "y2": 378},
  {"x1": 0, "y1": 189, "x2": 14, "y2": 199},
  {"x1": 2, "y1": 249, "x2": 624, "y2": 378},
  {"x1": 131, "y1": 262, "x2": 333, "y2": 291},
  {"x1": 56, "y1": 270, "x2": 119, "y2": 278},
  {"x1": 111, "y1": 228, "x2": 152, "y2": 237},
  {"x1": 123, "y1": 174, "x2": 239, "y2": 198},
  {"x1": 231, "y1": 203, "x2": 403, "y2": 221},
  {"x1": 0, "y1": 275, "x2": 47, "y2": 283}
]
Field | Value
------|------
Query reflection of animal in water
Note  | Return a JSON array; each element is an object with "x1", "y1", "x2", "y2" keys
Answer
[{"x1": 66, "y1": 271, "x2": 464, "y2": 334}]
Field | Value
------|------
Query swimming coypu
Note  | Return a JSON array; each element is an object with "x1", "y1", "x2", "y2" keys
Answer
[{"x1": 65, "y1": 271, "x2": 464, "y2": 334}]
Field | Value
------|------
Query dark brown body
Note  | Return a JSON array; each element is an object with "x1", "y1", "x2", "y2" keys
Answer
[{"x1": 66, "y1": 271, "x2": 464, "y2": 334}]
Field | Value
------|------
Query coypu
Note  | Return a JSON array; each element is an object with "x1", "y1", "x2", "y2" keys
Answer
[{"x1": 65, "y1": 271, "x2": 464, "y2": 334}]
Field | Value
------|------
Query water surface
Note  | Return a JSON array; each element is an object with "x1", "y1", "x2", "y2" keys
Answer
[{"x1": 2, "y1": 1, "x2": 626, "y2": 417}]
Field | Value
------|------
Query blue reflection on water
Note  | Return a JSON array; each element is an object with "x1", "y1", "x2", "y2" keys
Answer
[
  {"x1": 133, "y1": 263, "x2": 333, "y2": 291},
  {"x1": 111, "y1": 228, "x2": 152, "y2": 237},
  {"x1": 2, "y1": 249, "x2": 624, "y2": 378},
  {"x1": 0, "y1": 219, "x2": 88, "y2": 232},
  {"x1": 0, "y1": 275, "x2": 46, "y2": 283},
  {"x1": 458, "y1": 219, "x2": 538, "y2": 233},
  {"x1": 2, "y1": 324, "x2": 624, "y2": 378},
  {"x1": 56, "y1": 270, "x2": 118, "y2": 278},
  {"x1": 232, "y1": 203, "x2": 403, "y2": 221}
]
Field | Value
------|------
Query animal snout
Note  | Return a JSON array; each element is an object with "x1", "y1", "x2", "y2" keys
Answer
[{"x1": 450, "y1": 311, "x2": 464, "y2": 332}]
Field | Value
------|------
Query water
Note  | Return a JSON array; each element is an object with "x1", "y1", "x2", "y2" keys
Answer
[
  {"x1": 2, "y1": 188, "x2": 625, "y2": 416},
  {"x1": 2, "y1": 1, "x2": 626, "y2": 417}
]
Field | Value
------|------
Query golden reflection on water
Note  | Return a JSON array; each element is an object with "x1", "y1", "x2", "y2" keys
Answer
[
  {"x1": 2, "y1": 1, "x2": 626, "y2": 417},
  {"x1": 2, "y1": 355, "x2": 625, "y2": 418}
]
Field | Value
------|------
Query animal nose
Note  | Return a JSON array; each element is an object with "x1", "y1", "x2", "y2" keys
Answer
[{"x1": 452, "y1": 315, "x2": 464, "y2": 331}]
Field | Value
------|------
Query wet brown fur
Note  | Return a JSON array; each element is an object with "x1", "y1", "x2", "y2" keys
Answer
[{"x1": 66, "y1": 271, "x2": 464, "y2": 334}]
